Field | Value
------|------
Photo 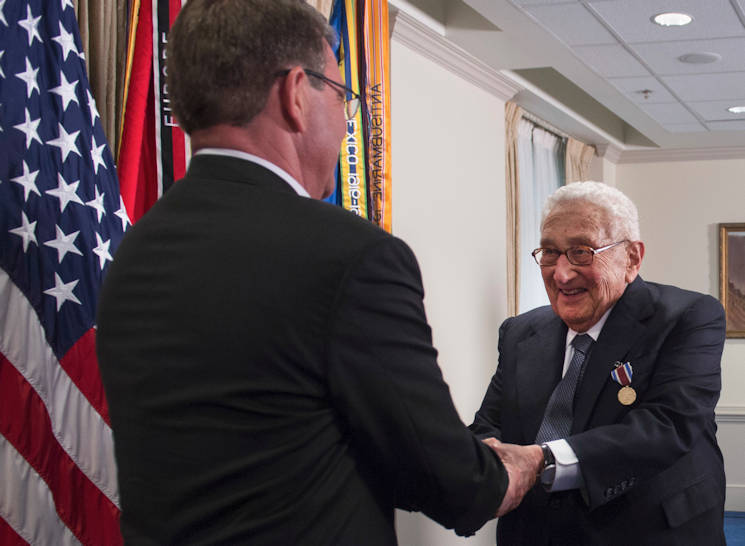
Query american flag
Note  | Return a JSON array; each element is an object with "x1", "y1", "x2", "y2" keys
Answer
[{"x1": 0, "y1": 1, "x2": 125, "y2": 544}]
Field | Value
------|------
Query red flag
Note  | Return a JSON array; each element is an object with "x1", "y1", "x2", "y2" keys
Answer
[{"x1": 117, "y1": 0, "x2": 188, "y2": 224}]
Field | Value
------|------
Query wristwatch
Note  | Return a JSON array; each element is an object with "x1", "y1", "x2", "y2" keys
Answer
[{"x1": 539, "y1": 443, "x2": 556, "y2": 488}]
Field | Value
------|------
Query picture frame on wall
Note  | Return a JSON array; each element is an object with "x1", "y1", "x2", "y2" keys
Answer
[{"x1": 719, "y1": 223, "x2": 745, "y2": 338}]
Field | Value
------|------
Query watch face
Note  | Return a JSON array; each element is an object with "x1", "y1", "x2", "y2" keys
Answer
[{"x1": 541, "y1": 464, "x2": 557, "y2": 486}]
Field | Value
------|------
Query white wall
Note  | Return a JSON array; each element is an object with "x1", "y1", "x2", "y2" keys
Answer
[
  {"x1": 390, "y1": 38, "x2": 507, "y2": 545},
  {"x1": 615, "y1": 158, "x2": 745, "y2": 510}
]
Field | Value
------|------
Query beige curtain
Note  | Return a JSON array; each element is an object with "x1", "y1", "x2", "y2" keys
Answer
[
  {"x1": 565, "y1": 137, "x2": 596, "y2": 183},
  {"x1": 505, "y1": 101, "x2": 524, "y2": 317},
  {"x1": 309, "y1": 0, "x2": 334, "y2": 19},
  {"x1": 74, "y1": 0, "x2": 128, "y2": 153}
]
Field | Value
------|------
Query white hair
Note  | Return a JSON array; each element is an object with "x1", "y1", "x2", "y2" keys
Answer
[{"x1": 541, "y1": 181, "x2": 641, "y2": 241}]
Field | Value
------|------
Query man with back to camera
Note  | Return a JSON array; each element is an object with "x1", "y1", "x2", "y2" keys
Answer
[
  {"x1": 471, "y1": 181, "x2": 726, "y2": 545},
  {"x1": 95, "y1": 0, "x2": 541, "y2": 544}
]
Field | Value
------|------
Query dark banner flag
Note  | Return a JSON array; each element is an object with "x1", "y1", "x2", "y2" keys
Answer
[
  {"x1": 0, "y1": 0, "x2": 125, "y2": 543},
  {"x1": 118, "y1": 0, "x2": 187, "y2": 225},
  {"x1": 330, "y1": 0, "x2": 392, "y2": 232},
  {"x1": 119, "y1": 0, "x2": 392, "y2": 232}
]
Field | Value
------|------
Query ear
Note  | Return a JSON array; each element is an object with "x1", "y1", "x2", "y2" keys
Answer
[
  {"x1": 625, "y1": 241, "x2": 645, "y2": 283},
  {"x1": 277, "y1": 67, "x2": 308, "y2": 133}
]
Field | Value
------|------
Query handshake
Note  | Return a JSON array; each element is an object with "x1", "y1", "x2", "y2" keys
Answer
[{"x1": 482, "y1": 438, "x2": 544, "y2": 516}]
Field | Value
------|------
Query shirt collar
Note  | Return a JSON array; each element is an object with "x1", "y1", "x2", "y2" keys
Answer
[
  {"x1": 566, "y1": 304, "x2": 615, "y2": 348},
  {"x1": 194, "y1": 148, "x2": 310, "y2": 198}
]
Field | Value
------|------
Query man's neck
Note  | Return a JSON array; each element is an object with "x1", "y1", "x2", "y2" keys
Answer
[
  {"x1": 189, "y1": 123, "x2": 307, "y2": 192},
  {"x1": 194, "y1": 148, "x2": 310, "y2": 197}
]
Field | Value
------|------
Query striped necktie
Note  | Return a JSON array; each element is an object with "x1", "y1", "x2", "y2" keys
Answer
[{"x1": 535, "y1": 333, "x2": 594, "y2": 443}]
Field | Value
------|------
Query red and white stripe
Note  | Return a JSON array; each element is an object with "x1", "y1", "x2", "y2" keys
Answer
[{"x1": 0, "y1": 269, "x2": 121, "y2": 545}]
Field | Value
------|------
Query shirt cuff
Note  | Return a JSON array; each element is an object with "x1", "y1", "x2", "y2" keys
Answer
[{"x1": 545, "y1": 439, "x2": 583, "y2": 491}]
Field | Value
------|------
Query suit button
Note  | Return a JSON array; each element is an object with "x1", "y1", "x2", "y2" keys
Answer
[{"x1": 549, "y1": 498, "x2": 561, "y2": 509}]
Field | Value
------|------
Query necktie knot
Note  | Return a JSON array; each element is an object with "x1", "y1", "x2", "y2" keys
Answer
[{"x1": 572, "y1": 333, "x2": 593, "y2": 356}]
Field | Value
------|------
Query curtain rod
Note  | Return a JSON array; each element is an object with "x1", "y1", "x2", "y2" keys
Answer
[{"x1": 520, "y1": 111, "x2": 570, "y2": 140}]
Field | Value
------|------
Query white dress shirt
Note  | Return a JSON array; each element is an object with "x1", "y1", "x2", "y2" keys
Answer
[{"x1": 545, "y1": 305, "x2": 614, "y2": 492}]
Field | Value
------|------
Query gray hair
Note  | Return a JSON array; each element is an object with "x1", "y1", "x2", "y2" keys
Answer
[
  {"x1": 167, "y1": 0, "x2": 336, "y2": 134},
  {"x1": 541, "y1": 181, "x2": 641, "y2": 241}
]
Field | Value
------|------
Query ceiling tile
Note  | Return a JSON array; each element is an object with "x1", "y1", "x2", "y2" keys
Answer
[
  {"x1": 472, "y1": 0, "x2": 745, "y2": 147},
  {"x1": 523, "y1": 4, "x2": 616, "y2": 45},
  {"x1": 662, "y1": 122, "x2": 708, "y2": 133},
  {"x1": 607, "y1": 76, "x2": 677, "y2": 103},
  {"x1": 687, "y1": 100, "x2": 745, "y2": 121},
  {"x1": 630, "y1": 37, "x2": 745, "y2": 75},
  {"x1": 662, "y1": 72, "x2": 745, "y2": 101},
  {"x1": 587, "y1": 0, "x2": 745, "y2": 43},
  {"x1": 572, "y1": 44, "x2": 650, "y2": 77},
  {"x1": 638, "y1": 102, "x2": 699, "y2": 124},
  {"x1": 706, "y1": 120, "x2": 745, "y2": 130}
]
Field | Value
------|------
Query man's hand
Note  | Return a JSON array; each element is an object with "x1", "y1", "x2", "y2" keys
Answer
[{"x1": 482, "y1": 438, "x2": 543, "y2": 516}]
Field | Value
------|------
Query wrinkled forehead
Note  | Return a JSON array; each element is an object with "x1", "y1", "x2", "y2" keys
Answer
[{"x1": 541, "y1": 200, "x2": 617, "y2": 244}]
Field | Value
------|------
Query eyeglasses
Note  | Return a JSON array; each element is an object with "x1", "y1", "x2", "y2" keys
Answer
[
  {"x1": 531, "y1": 240, "x2": 628, "y2": 266},
  {"x1": 275, "y1": 68, "x2": 360, "y2": 120}
]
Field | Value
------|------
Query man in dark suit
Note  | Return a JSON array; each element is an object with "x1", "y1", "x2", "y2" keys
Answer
[
  {"x1": 471, "y1": 181, "x2": 726, "y2": 545},
  {"x1": 96, "y1": 1, "x2": 539, "y2": 544}
]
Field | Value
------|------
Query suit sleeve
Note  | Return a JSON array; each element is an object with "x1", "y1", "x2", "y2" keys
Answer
[
  {"x1": 325, "y1": 236, "x2": 508, "y2": 537},
  {"x1": 568, "y1": 293, "x2": 725, "y2": 510},
  {"x1": 468, "y1": 319, "x2": 510, "y2": 440}
]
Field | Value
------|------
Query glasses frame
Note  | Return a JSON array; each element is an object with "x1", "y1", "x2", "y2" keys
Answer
[
  {"x1": 275, "y1": 68, "x2": 361, "y2": 120},
  {"x1": 531, "y1": 240, "x2": 628, "y2": 267}
]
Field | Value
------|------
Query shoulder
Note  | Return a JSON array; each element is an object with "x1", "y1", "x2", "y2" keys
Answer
[
  {"x1": 633, "y1": 278, "x2": 724, "y2": 321},
  {"x1": 499, "y1": 305, "x2": 558, "y2": 339},
  {"x1": 297, "y1": 199, "x2": 417, "y2": 266},
  {"x1": 617, "y1": 278, "x2": 725, "y2": 344}
]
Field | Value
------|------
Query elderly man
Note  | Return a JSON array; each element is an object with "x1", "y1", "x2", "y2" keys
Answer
[
  {"x1": 471, "y1": 181, "x2": 726, "y2": 545},
  {"x1": 96, "y1": 1, "x2": 537, "y2": 544}
]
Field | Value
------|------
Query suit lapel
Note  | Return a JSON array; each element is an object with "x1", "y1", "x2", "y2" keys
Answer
[
  {"x1": 572, "y1": 277, "x2": 654, "y2": 433},
  {"x1": 516, "y1": 314, "x2": 567, "y2": 443}
]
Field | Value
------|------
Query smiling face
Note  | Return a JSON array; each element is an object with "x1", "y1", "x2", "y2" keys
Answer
[{"x1": 540, "y1": 200, "x2": 643, "y2": 332}]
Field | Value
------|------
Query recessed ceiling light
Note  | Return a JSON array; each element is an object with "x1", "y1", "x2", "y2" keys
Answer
[
  {"x1": 728, "y1": 106, "x2": 745, "y2": 114},
  {"x1": 652, "y1": 12, "x2": 693, "y2": 26},
  {"x1": 678, "y1": 52, "x2": 721, "y2": 64}
]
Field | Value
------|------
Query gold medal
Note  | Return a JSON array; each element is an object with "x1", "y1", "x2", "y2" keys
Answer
[{"x1": 618, "y1": 385, "x2": 636, "y2": 406}]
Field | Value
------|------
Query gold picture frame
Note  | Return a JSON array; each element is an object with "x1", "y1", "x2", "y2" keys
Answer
[{"x1": 719, "y1": 223, "x2": 745, "y2": 338}]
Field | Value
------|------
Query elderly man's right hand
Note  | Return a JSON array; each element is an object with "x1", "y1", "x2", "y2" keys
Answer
[{"x1": 482, "y1": 438, "x2": 543, "y2": 516}]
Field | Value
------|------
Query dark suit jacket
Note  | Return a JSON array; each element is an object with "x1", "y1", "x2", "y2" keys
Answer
[
  {"x1": 97, "y1": 155, "x2": 507, "y2": 545},
  {"x1": 470, "y1": 276, "x2": 726, "y2": 546}
]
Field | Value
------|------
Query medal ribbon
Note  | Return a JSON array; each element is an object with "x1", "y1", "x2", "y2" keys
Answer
[{"x1": 611, "y1": 362, "x2": 633, "y2": 386}]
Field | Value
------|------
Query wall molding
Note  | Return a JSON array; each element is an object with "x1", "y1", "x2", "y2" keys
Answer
[
  {"x1": 615, "y1": 146, "x2": 745, "y2": 164},
  {"x1": 595, "y1": 143, "x2": 623, "y2": 163},
  {"x1": 716, "y1": 406, "x2": 745, "y2": 424},
  {"x1": 390, "y1": 8, "x2": 520, "y2": 102},
  {"x1": 726, "y1": 485, "x2": 745, "y2": 512},
  {"x1": 599, "y1": 142, "x2": 745, "y2": 165}
]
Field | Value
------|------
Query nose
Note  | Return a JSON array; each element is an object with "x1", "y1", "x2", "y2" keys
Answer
[{"x1": 552, "y1": 253, "x2": 577, "y2": 284}]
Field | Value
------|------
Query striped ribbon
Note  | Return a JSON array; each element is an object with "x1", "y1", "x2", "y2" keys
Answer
[
  {"x1": 330, "y1": 0, "x2": 392, "y2": 232},
  {"x1": 611, "y1": 362, "x2": 633, "y2": 386}
]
